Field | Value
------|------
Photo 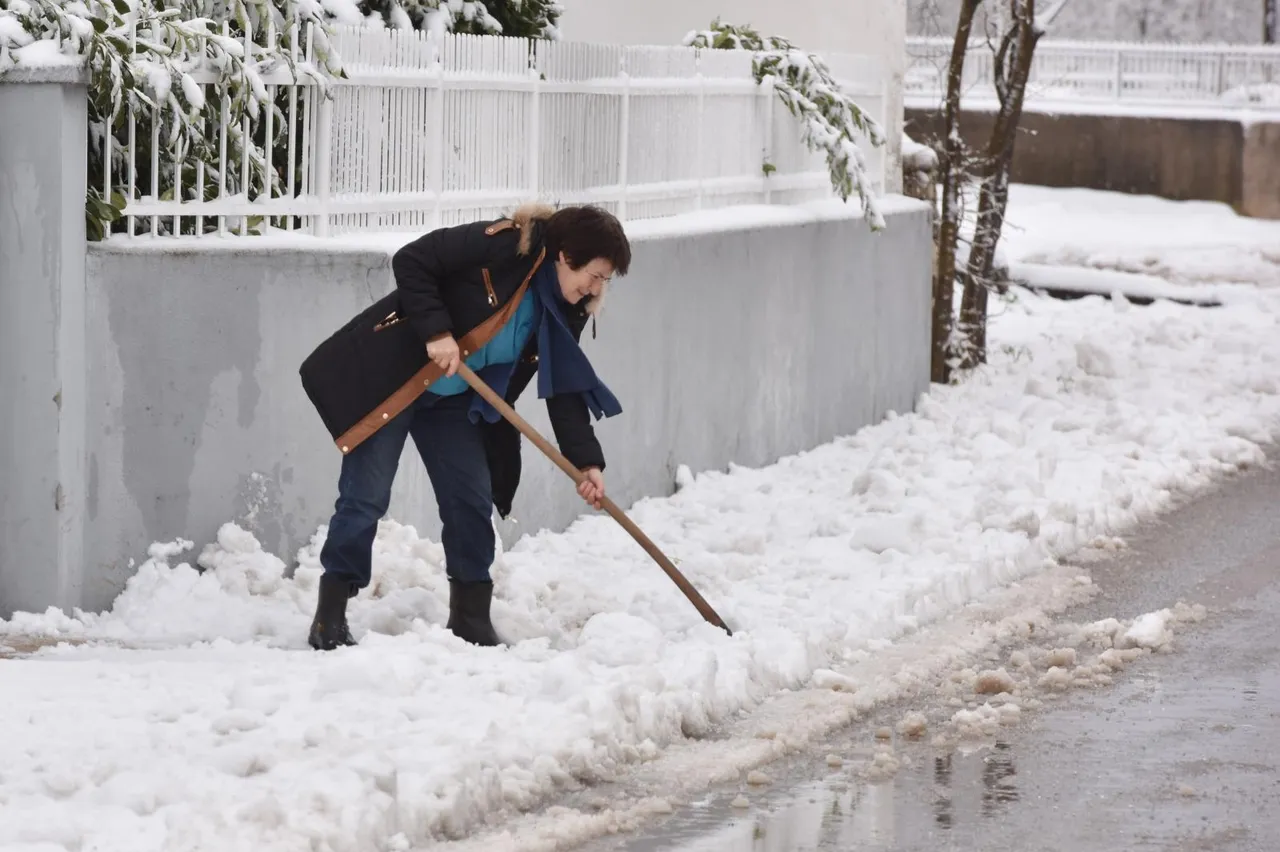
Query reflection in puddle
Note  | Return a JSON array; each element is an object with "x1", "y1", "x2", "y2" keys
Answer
[
  {"x1": 662, "y1": 782, "x2": 900, "y2": 852},
  {"x1": 981, "y1": 742, "x2": 1020, "y2": 816},
  {"x1": 933, "y1": 754, "x2": 953, "y2": 829},
  {"x1": 618, "y1": 741, "x2": 1021, "y2": 852}
]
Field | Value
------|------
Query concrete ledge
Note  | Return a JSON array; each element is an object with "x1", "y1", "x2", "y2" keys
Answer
[
  {"x1": 905, "y1": 105, "x2": 1280, "y2": 220},
  {"x1": 89, "y1": 195, "x2": 932, "y2": 255},
  {"x1": 0, "y1": 62, "x2": 89, "y2": 85}
]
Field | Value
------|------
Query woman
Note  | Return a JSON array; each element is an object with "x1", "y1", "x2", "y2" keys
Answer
[{"x1": 299, "y1": 203, "x2": 632, "y2": 651}]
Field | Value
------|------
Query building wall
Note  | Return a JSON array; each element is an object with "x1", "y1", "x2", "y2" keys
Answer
[{"x1": 557, "y1": 0, "x2": 908, "y2": 193}]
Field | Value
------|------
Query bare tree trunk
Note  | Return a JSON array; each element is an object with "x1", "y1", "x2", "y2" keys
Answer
[
  {"x1": 956, "y1": 0, "x2": 1042, "y2": 370},
  {"x1": 1266, "y1": 0, "x2": 1278, "y2": 44},
  {"x1": 932, "y1": 0, "x2": 984, "y2": 385}
]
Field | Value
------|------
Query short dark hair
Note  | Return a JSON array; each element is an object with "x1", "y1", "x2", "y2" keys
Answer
[{"x1": 543, "y1": 205, "x2": 631, "y2": 277}]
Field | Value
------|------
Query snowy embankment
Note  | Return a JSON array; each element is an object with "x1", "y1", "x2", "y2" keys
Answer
[
  {"x1": 1002, "y1": 184, "x2": 1280, "y2": 292},
  {"x1": 3, "y1": 187, "x2": 1280, "y2": 851}
]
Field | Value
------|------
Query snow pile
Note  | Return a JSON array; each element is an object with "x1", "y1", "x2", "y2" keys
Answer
[
  {"x1": 3, "y1": 186, "x2": 1280, "y2": 849},
  {"x1": 1220, "y1": 82, "x2": 1280, "y2": 107}
]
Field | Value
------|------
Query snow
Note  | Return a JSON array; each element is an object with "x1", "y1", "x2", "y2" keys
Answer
[
  {"x1": 1221, "y1": 82, "x2": 1280, "y2": 108},
  {"x1": 901, "y1": 134, "x2": 938, "y2": 171},
  {"x1": 88, "y1": 196, "x2": 926, "y2": 255},
  {"x1": 1010, "y1": 262, "x2": 1228, "y2": 305},
  {"x1": 905, "y1": 92, "x2": 1280, "y2": 124},
  {"x1": 999, "y1": 185, "x2": 1280, "y2": 290},
  {"x1": 0, "y1": 14, "x2": 32, "y2": 48},
  {"x1": 4, "y1": 186, "x2": 1280, "y2": 849},
  {"x1": 974, "y1": 668, "x2": 1017, "y2": 694},
  {"x1": 0, "y1": 17, "x2": 84, "y2": 73},
  {"x1": 1123, "y1": 609, "x2": 1175, "y2": 649},
  {"x1": 897, "y1": 711, "x2": 928, "y2": 738},
  {"x1": 1043, "y1": 647, "x2": 1077, "y2": 668}
]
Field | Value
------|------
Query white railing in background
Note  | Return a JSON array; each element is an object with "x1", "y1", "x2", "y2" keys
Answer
[
  {"x1": 107, "y1": 23, "x2": 889, "y2": 239},
  {"x1": 905, "y1": 36, "x2": 1280, "y2": 108}
]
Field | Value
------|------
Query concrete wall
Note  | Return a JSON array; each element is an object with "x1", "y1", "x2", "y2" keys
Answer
[
  {"x1": 1243, "y1": 122, "x2": 1280, "y2": 220},
  {"x1": 78, "y1": 248, "x2": 392, "y2": 609},
  {"x1": 0, "y1": 68, "x2": 89, "y2": 618},
  {"x1": 75, "y1": 203, "x2": 932, "y2": 613},
  {"x1": 558, "y1": 0, "x2": 908, "y2": 194},
  {"x1": 905, "y1": 106, "x2": 1280, "y2": 220}
]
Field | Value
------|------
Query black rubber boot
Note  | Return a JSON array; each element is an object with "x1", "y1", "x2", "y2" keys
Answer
[
  {"x1": 308, "y1": 574, "x2": 357, "y2": 651},
  {"x1": 446, "y1": 580, "x2": 502, "y2": 647}
]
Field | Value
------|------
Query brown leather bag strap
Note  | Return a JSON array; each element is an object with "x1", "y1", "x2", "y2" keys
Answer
[{"x1": 334, "y1": 248, "x2": 545, "y2": 455}]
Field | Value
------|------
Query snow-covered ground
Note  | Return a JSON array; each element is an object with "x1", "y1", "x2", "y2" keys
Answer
[
  {"x1": 1000, "y1": 184, "x2": 1280, "y2": 291},
  {"x1": 4, "y1": 187, "x2": 1280, "y2": 852}
]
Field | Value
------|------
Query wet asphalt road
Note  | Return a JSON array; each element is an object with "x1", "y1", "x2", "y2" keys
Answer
[{"x1": 596, "y1": 458, "x2": 1280, "y2": 852}]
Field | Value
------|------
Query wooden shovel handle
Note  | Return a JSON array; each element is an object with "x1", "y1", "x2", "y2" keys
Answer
[{"x1": 456, "y1": 363, "x2": 733, "y2": 636}]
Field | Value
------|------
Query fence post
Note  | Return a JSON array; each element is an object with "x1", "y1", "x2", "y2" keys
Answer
[
  {"x1": 880, "y1": 73, "x2": 891, "y2": 196},
  {"x1": 314, "y1": 88, "x2": 333, "y2": 237},
  {"x1": 431, "y1": 32, "x2": 445, "y2": 229},
  {"x1": 300, "y1": 22, "x2": 329, "y2": 236},
  {"x1": 312, "y1": 22, "x2": 333, "y2": 239},
  {"x1": 617, "y1": 53, "x2": 630, "y2": 220},
  {"x1": 529, "y1": 52, "x2": 541, "y2": 204},
  {"x1": 762, "y1": 73, "x2": 773, "y2": 206},
  {"x1": 695, "y1": 51, "x2": 705, "y2": 210},
  {"x1": 1112, "y1": 48, "x2": 1123, "y2": 100}
]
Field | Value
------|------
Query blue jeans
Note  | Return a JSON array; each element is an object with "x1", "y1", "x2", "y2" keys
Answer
[{"x1": 319, "y1": 391, "x2": 495, "y2": 591}]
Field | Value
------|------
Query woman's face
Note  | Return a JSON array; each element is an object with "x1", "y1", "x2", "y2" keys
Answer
[{"x1": 556, "y1": 252, "x2": 614, "y2": 305}]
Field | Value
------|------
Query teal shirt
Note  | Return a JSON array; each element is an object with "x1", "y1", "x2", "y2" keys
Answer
[{"x1": 429, "y1": 291, "x2": 538, "y2": 396}]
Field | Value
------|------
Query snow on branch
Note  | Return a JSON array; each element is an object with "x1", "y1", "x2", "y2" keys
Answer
[
  {"x1": 358, "y1": 0, "x2": 500, "y2": 35},
  {"x1": 2, "y1": 0, "x2": 341, "y2": 238},
  {"x1": 684, "y1": 18, "x2": 886, "y2": 230},
  {"x1": 355, "y1": 0, "x2": 561, "y2": 38},
  {"x1": 363, "y1": 0, "x2": 563, "y2": 39},
  {"x1": 1, "y1": 0, "x2": 560, "y2": 238}
]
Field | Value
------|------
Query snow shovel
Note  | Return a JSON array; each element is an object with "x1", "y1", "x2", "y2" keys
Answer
[{"x1": 456, "y1": 362, "x2": 733, "y2": 636}]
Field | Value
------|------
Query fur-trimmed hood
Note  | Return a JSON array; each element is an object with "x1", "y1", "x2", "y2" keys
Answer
[
  {"x1": 511, "y1": 201, "x2": 557, "y2": 256},
  {"x1": 508, "y1": 201, "x2": 608, "y2": 316}
]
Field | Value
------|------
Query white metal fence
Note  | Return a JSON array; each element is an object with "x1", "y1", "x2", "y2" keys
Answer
[
  {"x1": 905, "y1": 36, "x2": 1280, "y2": 108},
  {"x1": 108, "y1": 24, "x2": 888, "y2": 239}
]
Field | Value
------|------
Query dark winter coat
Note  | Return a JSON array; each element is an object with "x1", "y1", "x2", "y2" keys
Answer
[{"x1": 299, "y1": 203, "x2": 607, "y2": 517}]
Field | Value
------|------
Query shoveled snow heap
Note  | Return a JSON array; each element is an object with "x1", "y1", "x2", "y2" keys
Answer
[{"x1": 4, "y1": 195, "x2": 1280, "y2": 849}]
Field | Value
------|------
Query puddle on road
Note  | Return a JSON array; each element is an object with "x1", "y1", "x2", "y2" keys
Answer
[{"x1": 612, "y1": 737, "x2": 1025, "y2": 852}]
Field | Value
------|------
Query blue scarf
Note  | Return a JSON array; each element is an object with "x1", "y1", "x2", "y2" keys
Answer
[{"x1": 467, "y1": 260, "x2": 623, "y2": 425}]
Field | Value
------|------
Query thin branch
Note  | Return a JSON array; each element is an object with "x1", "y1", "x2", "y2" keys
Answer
[{"x1": 686, "y1": 19, "x2": 887, "y2": 229}]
